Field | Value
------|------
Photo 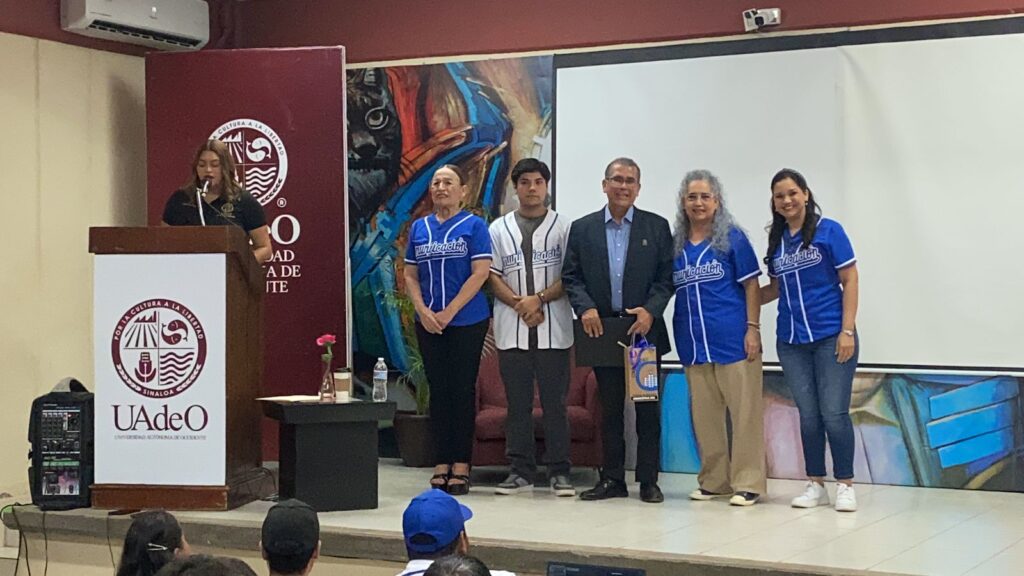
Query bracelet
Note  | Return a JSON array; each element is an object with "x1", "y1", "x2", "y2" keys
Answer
[
  {"x1": 746, "y1": 321, "x2": 760, "y2": 330},
  {"x1": 842, "y1": 328, "x2": 855, "y2": 336}
]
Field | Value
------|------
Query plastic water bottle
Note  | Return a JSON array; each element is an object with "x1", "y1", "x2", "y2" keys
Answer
[{"x1": 372, "y1": 357, "x2": 388, "y2": 402}]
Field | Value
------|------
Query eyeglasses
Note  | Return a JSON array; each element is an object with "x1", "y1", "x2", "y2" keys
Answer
[{"x1": 606, "y1": 176, "x2": 638, "y2": 186}]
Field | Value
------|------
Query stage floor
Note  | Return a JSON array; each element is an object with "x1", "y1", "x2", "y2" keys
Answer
[
  {"x1": 206, "y1": 460, "x2": 1024, "y2": 576},
  {"x1": 9, "y1": 460, "x2": 1024, "y2": 576}
]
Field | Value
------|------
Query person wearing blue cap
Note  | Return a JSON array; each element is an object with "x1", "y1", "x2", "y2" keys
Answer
[
  {"x1": 423, "y1": 556, "x2": 492, "y2": 576},
  {"x1": 398, "y1": 490, "x2": 515, "y2": 576}
]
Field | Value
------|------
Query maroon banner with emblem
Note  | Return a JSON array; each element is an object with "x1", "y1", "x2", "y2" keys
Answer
[{"x1": 145, "y1": 47, "x2": 348, "y2": 459}]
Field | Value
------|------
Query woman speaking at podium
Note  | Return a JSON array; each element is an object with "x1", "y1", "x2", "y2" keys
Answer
[{"x1": 161, "y1": 139, "x2": 273, "y2": 264}]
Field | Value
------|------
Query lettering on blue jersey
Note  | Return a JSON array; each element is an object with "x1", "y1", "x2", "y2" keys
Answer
[
  {"x1": 673, "y1": 259, "x2": 725, "y2": 287},
  {"x1": 414, "y1": 238, "x2": 468, "y2": 260},
  {"x1": 772, "y1": 245, "x2": 822, "y2": 274}
]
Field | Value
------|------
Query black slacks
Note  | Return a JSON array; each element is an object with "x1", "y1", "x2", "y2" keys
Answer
[
  {"x1": 593, "y1": 366, "x2": 661, "y2": 484},
  {"x1": 497, "y1": 348, "x2": 571, "y2": 476},
  {"x1": 416, "y1": 319, "x2": 489, "y2": 464}
]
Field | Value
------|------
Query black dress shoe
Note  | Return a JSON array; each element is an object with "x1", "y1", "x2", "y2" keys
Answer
[
  {"x1": 640, "y1": 483, "x2": 664, "y2": 503},
  {"x1": 579, "y1": 478, "x2": 628, "y2": 501}
]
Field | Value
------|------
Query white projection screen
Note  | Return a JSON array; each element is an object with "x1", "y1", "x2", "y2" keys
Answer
[{"x1": 554, "y1": 20, "x2": 1024, "y2": 372}]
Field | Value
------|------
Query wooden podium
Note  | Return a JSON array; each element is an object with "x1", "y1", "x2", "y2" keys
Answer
[{"x1": 89, "y1": 227, "x2": 267, "y2": 510}]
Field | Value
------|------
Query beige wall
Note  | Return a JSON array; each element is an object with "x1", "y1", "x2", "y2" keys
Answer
[{"x1": 0, "y1": 32, "x2": 147, "y2": 497}]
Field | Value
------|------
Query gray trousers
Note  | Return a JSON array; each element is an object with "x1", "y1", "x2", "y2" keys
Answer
[{"x1": 497, "y1": 348, "x2": 571, "y2": 476}]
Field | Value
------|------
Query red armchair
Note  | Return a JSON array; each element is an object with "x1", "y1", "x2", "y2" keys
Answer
[{"x1": 473, "y1": 349, "x2": 603, "y2": 468}]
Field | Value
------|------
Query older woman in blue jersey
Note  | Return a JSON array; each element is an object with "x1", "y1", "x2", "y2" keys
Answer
[
  {"x1": 403, "y1": 164, "x2": 493, "y2": 496},
  {"x1": 672, "y1": 170, "x2": 766, "y2": 506},
  {"x1": 761, "y1": 168, "x2": 860, "y2": 512}
]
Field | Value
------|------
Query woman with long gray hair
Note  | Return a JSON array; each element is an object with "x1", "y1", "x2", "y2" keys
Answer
[{"x1": 671, "y1": 170, "x2": 766, "y2": 506}]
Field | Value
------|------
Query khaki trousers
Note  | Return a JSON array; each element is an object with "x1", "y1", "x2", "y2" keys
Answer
[{"x1": 685, "y1": 357, "x2": 767, "y2": 494}]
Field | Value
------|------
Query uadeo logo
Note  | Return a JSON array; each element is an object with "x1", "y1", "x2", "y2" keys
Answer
[
  {"x1": 210, "y1": 118, "x2": 288, "y2": 207},
  {"x1": 111, "y1": 299, "x2": 207, "y2": 399}
]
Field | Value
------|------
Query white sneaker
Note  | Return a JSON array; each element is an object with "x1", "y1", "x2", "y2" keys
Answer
[
  {"x1": 791, "y1": 481, "x2": 830, "y2": 508},
  {"x1": 835, "y1": 483, "x2": 857, "y2": 512}
]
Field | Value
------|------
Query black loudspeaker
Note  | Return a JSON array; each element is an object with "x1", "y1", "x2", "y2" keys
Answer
[{"x1": 28, "y1": 378, "x2": 94, "y2": 510}]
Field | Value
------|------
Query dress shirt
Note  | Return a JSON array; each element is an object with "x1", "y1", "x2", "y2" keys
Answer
[{"x1": 604, "y1": 205, "x2": 634, "y2": 312}]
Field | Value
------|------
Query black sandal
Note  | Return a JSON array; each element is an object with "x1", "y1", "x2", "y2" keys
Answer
[
  {"x1": 446, "y1": 474, "x2": 471, "y2": 496},
  {"x1": 430, "y1": 470, "x2": 449, "y2": 490}
]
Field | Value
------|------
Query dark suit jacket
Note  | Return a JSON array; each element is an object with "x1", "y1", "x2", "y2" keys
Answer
[{"x1": 562, "y1": 206, "x2": 674, "y2": 356}]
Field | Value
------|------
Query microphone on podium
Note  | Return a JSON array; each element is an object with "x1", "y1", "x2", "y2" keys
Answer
[{"x1": 196, "y1": 178, "x2": 211, "y2": 226}]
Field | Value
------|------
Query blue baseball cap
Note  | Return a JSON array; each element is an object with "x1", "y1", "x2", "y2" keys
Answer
[{"x1": 402, "y1": 489, "x2": 473, "y2": 553}]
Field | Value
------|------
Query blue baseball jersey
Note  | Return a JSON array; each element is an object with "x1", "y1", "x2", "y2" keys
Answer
[
  {"x1": 672, "y1": 227, "x2": 761, "y2": 365},
  {"x1": 768, "y1": 217, "x2": 856, "y2": 344},
  {"x1": 404, "y1": 210, "x2": 492, "y2": 326}
]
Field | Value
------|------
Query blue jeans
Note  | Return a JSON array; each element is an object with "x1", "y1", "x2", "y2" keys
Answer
[{"x1": 777, "y1": 333, "x2": 859, "y2": 480}]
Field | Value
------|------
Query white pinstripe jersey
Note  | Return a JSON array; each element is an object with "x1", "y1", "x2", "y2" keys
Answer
[{"x1": 488, "y1": 210, "x2": 574, "y2": 350}]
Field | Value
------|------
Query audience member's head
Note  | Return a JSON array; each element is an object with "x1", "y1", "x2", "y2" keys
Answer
[
  {"x1": 260, "y1": 499, "x2": 320, "y2": 576},
  {"x1": 117, "y1": 510, "x2": 191, "y2": 576},
  {"x1": 402, "y1": 489, "x2": 472, "y2": 560},
  {"x1": 218, "y1": 557, "x2": 258, "y2": 576},
  {"x1": 422, "y1": 555, "x2": 491, "y2": 576},
  {"x1": 154, "y1": 554, "x2": 255, "y2": 576}
]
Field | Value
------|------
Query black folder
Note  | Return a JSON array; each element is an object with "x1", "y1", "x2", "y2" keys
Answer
[{"x1": 573, "y1": 316, "x2": 635, "y2": 367}]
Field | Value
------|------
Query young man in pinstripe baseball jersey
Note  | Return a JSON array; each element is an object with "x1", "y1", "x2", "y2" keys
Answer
[{"x1": 488, "y1": 158, "x2": 576, "y2": 497}]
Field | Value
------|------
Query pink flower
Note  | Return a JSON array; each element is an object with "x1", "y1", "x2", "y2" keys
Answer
[{"x1": 316, "y1": 334, "x2": 337, "y2": 347}]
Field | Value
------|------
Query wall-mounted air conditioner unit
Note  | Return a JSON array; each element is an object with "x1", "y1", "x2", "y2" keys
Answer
[{"x1": 61, "y1": 0, "x2": 210, "y2": 51}]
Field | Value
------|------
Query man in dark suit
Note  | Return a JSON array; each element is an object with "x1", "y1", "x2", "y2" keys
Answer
[{"x1": 562, "y1": 157, "x2": 674, "y2": 503}]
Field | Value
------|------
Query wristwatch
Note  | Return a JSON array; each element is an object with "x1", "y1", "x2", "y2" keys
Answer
[
  {"x1": 842, "y1": 329, "x2": 856, "y2": 337},
  {"x1": 537, "y1": 290, "x2": 547, "y2": 303}
]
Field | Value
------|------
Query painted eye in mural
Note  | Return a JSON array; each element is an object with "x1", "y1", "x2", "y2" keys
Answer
[{"x1": 365, "y1": 106, "x2": 391, "y2": 131}]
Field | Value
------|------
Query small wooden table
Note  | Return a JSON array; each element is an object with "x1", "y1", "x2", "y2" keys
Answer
[{"x1": 261, "y1": 400, "x2": 396, "y2": 512}]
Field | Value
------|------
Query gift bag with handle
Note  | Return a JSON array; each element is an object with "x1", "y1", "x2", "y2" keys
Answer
[{"x1": 625, "y1": 333, "x2": 659, "y2": 402}]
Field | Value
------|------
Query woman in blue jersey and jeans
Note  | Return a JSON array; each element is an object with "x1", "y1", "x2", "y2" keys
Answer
[
  {"x1": 761, "y1": 168, "x2": 860, "y2": 512},
  {"x1": 403, "y1": 164, "x2": 493, "y2": 496},
  {"x1": 672, "y1": 170, "x2": 766, "y2": 507}
]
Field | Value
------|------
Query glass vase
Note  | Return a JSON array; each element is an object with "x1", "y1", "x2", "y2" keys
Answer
[{"x1": 319, "y1": 356, "x2": 335, "y2": 403}]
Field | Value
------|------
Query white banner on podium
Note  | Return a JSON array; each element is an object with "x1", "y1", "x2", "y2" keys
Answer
[{"x1": 94, "y1": 254, "x2": 226, "y2": 485}]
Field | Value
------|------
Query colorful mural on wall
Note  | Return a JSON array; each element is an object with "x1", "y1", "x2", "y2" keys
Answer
[
  {"x1": 663, "y1": 370, "x2": 1024, "y2": 490},
  {"x1": 347, "y1": 57, "x2": 553, "y2": 373}
]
